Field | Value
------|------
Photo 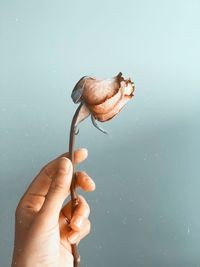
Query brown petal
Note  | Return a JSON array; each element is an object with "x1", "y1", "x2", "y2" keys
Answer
[
  {"x1": 87, "y1": 88, "x2": 122, "y2": 114},
  {"x1": 74, "y1": 104, "x2": 91, "y2": 127},
  {"x1": 93, "y1": 95, "x2": 133, "y2": 122},
  {"x1": 82, "y1": 73, "x2": 122, "y2": 105},
  {"x1": 71, "y1": 76, "x2": 89, "y2": 104},
  {"x1": 121, "y1": 81, "x2": 135, "y2": 95}
]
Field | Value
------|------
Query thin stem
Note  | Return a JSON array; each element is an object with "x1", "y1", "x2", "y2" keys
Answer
[{"x1": 68, "y1": 103, "x2": 83, "y2": 267}]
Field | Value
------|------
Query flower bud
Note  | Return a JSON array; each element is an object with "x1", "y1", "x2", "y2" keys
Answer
[{"x1": 71, "y1": 72, "x2": 135, "y2": 122}]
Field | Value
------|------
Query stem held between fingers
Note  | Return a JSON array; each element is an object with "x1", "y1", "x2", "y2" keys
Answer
[{"x1": 68, "y1": 103, "x2": 83, "y2": 267}]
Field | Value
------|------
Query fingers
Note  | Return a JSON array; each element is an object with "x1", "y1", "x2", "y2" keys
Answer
[
  {"x1": 62, "y1": 195, "x2": 90, "y2": 231},
  {"x1": 75, "y1": 171, "x2": 95, "y2": 192},
  {"x1": 38, "y1": 158, "x2": 72, "y2": 225},
  {"x1": 60, "y1": 195, "x2": 91, "y2": 245},
  {"x1": 70, "y1": 195, "x2": 90, "y2": 231},
  {"x1": 17, "y1": 148, "x2": 88, "y2": 212},
  {"x1": 68, "y1": 219, "x2": 91, "y2": 244}
]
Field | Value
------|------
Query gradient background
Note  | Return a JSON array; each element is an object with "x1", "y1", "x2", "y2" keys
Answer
[{"x1": 0, "y1": 0, "x2": 200, "y2": 266}]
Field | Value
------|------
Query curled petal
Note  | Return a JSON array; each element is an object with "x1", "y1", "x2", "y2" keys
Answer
[
  {"x1": 93, "y1": 95, "x2": 133, "y2": 122},
  {"x1": 87, "y1": 76, "x2": 134, "y2": 122},
  {"x1": 71, "y1": 72, "x2": 135, "y2": 130},
  {"x1": 71, "y1": 76, "x2": 89, "y2": 104},
  {"x1": 82, "y1": 72, "x2": 123, "y2": 105},
  {"x1": 91, "y1": 115, "x2": 108, "y2": 134},
  {"x1": 87, "y1": 88, "x2": 122, "y2": 115},
  {"x1": 74, "y1": 103, "x2": 91, "y2": 127}
]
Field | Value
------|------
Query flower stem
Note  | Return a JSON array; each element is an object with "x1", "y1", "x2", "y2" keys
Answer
[{"x1": 68, "y1": 103, "x2": 83, "y2": 267}]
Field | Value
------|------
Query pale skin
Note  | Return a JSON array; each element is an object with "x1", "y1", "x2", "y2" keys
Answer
[{"x1": 11, "y1": 148, "x2": 95, "y2": 267}]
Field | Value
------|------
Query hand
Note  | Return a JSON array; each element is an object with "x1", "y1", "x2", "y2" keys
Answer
[{"x1": 11, "y1": 148, "x2": 95, "y2": 267}]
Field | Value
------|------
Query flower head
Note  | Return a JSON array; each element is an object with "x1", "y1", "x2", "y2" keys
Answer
[{"x1": 71, "y1": 72, "x2": 135, "y2": 133}]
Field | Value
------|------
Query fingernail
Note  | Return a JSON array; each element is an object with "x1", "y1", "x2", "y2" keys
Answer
[
  {"x1": 73, "y1": 215, "x2": 84, "y2": 229},
  {"x1": 84, "y1": 176, "x2": 95, "y2": 189},
  {"x1": 89, "y1": 179, "x2": 95, "y2": 188},
  {"x1": 68, "y1": 232, "x2": 79, "y2": 244},
  {"x1": 82, "y1": 148, "x2": 88, "y2": 156}
]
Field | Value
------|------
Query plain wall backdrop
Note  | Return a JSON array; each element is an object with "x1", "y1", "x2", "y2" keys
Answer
[{"x1": 0, "y1": 0, "x2": 200, "y2": 266}]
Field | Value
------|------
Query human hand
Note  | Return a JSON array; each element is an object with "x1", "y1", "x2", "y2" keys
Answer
[{"x1": 11, "y1": 148, "x2": 95, "y2": 267}]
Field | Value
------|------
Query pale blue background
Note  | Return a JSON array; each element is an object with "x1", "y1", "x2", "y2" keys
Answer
[{"x1": 0, "y1": 0, "x2": 200, "y2": 266}]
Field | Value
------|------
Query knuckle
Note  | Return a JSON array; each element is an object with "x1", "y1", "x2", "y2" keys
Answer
[
  {"x1": 56, "y1": 168, "x2": 68, "y2": 176},
  {"x1": 15, "y1": 200, "x2": 25, "y2": 218},
  {"x1": 50, "y1": 181, "x2": 64, "y2": 193}
]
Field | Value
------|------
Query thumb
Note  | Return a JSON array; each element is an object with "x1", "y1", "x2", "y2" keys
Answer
[{"x1": 39, "y1": 157, "x2": 73, "y2": 224}]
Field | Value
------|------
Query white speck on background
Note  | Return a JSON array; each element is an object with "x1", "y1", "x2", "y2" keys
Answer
[
  {"x1": 187, "y1": 225, "x2": 190, "y2": 234},
  {"x1": 122, "y1": 216, "x2": 127, "y2": 225}
]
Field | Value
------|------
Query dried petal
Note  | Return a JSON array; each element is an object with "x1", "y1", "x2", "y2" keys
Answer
[
  {"x1": 88, "y1": 88, "x2": 122, "y2": 114},
  {"x1": 71, "y1": 76, "x2": 89, "y2": 104},
  {"x1": 82, "y1": 75, "x2": 120, "y2": 105},
  {"x1": 71, "y1": 72, "x2": 135, "y2": 131},
  {"x1": 91, "y1": 115, "x2": 108, "y2": 134},
  {"x1": 93, "y1": 95, "x2": 133, "y2": 122},
  {"x1": 86, "y1": 74, "x2": 134, "y2": 122},
  {"x1": 74, "y1": 103, "x2": 91, "y2": 127}
]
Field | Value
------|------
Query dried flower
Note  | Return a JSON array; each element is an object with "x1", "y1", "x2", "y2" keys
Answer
[
  {"x1": 71, "y1": 72, "x2": 135, "y2": 133},
  {"x1": 68, "y1": 72, "x2": 135, "y2": 266}
]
